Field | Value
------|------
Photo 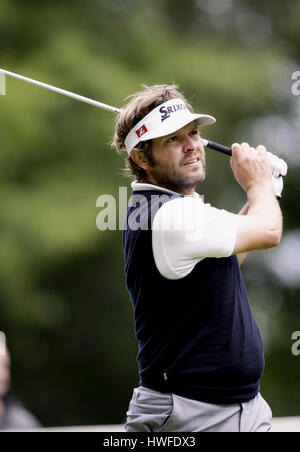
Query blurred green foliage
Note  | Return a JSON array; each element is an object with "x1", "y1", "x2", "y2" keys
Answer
[{"x1": 0, "y1": 0, "x2": 299, "y2": 426}]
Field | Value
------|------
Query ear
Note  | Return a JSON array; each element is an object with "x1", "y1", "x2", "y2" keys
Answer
[{"x1": 130, "y1": 148, "x2": 149, "y2": 170}]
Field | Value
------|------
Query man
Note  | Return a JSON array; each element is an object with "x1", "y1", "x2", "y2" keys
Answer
[{"x1": 113, "y1": 84, "x2": 285, "y2": 432}]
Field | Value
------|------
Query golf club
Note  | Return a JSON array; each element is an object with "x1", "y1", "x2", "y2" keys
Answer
[
  {"x1": 0, "y1": 68, "x2": 120, "y2": 113},
  {"x1": 0, "y1": 68, "x2": 233, "y2": 156},
  {"x1": 201, "y1": 139, "x2": 232, "y2": 156}
]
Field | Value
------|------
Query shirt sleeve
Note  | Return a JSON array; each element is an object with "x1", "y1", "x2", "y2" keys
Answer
[{"x1": 152, "y1": 197, "x2": 240, "y2": 280}]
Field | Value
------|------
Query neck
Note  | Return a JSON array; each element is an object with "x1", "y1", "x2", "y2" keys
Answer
[{"x1": 139, "y1": 177, "x2": 196, "y2": 196}]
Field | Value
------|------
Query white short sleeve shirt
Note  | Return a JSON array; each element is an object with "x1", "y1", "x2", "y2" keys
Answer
[{"x1": 131, "y1": 182, "x2": 240, "y2": 280}]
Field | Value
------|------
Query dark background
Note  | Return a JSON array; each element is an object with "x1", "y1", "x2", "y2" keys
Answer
[{"x1": 0, "y1": 0, "x2": 299, "y2": 426}]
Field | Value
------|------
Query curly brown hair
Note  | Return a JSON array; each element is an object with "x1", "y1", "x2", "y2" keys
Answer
[{"x1": 112, "y1": 84, "x2": 193, "y2": 180}]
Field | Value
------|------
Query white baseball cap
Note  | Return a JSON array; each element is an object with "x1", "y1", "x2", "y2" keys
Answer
[{"x1": 124, "y1": 98, "x2": 216, "y2": 154}]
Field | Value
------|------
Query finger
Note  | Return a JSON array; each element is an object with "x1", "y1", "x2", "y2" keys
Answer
[
  {"x1": 249, "y1": 146, "x2": 257, "y2": 156},
  {"x1": 256, "y1": 144, "x2": 267, "y2": 154},
  {"x1": 230, "y1": 157, "x2": 235, "y2": 171},
  {"x1": 256, "y1": 145, "x2": 269, "y2": 162},
  {"x1": 242, "y1": 143, "x2": 259, "y2": 158},
  {"x1": 231, "y1": 143, "x2": 240, "y2": 153},
  {"x1": 240, "y1": 142, "x2": 250, "y2": 152}
]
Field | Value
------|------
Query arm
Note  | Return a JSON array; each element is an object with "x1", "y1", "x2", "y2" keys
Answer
[
  {"x1": 231, "y1": 143, "x2": 282, "y2": 255},
  {"x1": 152, "y1": 143, "x2": 282, "y2": 280},
  {"x1": 238, "y1": 202, "x2": 250, "y2": 216},
  {"x1": 236, "y1": 202, "x2": 249, "y2": 266}
]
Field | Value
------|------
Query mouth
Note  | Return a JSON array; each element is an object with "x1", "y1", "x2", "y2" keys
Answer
[{"x1": 183, "y1": 157, "x2": 201, "y2": 167}]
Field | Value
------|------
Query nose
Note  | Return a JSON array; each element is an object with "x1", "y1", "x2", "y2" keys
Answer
[{"x1": 182, "y1": 135, "x2": 196, "y2": 152}]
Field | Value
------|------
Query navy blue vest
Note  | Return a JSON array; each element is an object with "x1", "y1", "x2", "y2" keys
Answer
[{"x1": 123, "y1": 190, "x2": 264, "y2": 404}]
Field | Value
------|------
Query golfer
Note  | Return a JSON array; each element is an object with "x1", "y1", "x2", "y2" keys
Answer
[{"x1": 113, "y1": 84, "x2": 283, "y2": 432}]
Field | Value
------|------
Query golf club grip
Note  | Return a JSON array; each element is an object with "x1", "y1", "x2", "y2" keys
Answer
[
  {"x1": 206, "y1": 140, "x2": 281, "y2": 200},
  {"x1": 206, "y1": 140, "x2": 232, "y2": 156}
]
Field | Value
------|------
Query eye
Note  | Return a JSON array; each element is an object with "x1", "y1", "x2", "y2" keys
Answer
[
  {"x1": 166, "y1": 135, "x2": 177, "y2": 143},
  {"x1": 190, "y1": 129, "x2": 199, "y2": 137}
]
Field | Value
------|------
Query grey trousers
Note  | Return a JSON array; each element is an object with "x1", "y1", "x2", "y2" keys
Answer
[{"x1": 125, "y1": 386, "x2": 272, "y2": 432}]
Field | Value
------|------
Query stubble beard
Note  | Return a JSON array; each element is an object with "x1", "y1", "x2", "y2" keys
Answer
[{"x1": 147, "y1": 152, "x2": 206, "y2": 192}]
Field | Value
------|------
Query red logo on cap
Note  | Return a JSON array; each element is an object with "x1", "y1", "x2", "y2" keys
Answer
[{"x1": 136, "y1": 124, "x2": 148, "y2": 138}]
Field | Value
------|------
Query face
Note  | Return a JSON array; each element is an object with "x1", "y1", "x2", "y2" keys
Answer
[
  {"x1": 143, "y1": 121, "x2": 206, "y2": 195},
  {"x1": 0, "y1": 351, "x2": 11, "y2": 397}
]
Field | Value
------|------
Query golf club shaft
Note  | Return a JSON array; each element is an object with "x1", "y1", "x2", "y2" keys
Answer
[
  {"x1": 1, "y1": 68, "x2": 234, "y2": 155},
  {"x1": 0, "y1": 68, "x2": 121, "y2": 113}
]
